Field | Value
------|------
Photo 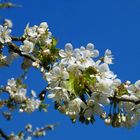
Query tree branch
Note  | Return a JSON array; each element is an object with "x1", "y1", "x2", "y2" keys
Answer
[
  {"x1": 87, "y1": 87, "x2": 140, "y2": 105},
  {"x1": 7, "y1": 42, "x2": 43, "y2": 66},
  {"x1": 0, "y1": 2, "x2": 21, "y2": 9},
  {"x1": 32, "y1": 123, "x2": 58, "y2": 137},
  {"x1": 109, "y1": 96, "x2": 140, "y2": 105},
  {"x1": 8, "y1": 39, "x2": 140, "y2": 106},
  {"x1": 0, "y1": 128, "x2": 9, "y2": 140},
  {"x1": 11, "y1": 36, "x2": 25, "y2": 42},
  {"x1": 0, "y1": 87, "x2": 9, "y2": 94}
]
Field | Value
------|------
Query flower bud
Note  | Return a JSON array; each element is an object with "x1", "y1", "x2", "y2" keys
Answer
[{"x1": 104, "y1": 117, "x2": 112, "y2": 125}]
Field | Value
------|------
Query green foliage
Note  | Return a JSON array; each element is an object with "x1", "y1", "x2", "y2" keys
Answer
[
  {"x1": 0, "y1": 2, "x2": 21, "y2": 9},
  {"x1": 117, "y1": 84, "x2": 129, "y2": 96},
  {"x1": 66, "y1": 71, "x2": 80, "y2": 96},
  {"x1": 83, "y1": 67, "x2": 97, "y2": 85},
  {"x1": 39, "y1": 103, "x2": 48, "y2": 112}
]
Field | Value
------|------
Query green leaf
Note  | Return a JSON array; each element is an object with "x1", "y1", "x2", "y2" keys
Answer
[
  {"x1": 117, "y1": 84, "x2": 129, "y2": 96},
  {"x1": 0, "y1": 2, "x2": 19, "y2": 9},
  {"x1": 66, "y1": 72, "x2": 80, "y2": 96},
  {"x1": 52, "y1": 38, "x2": 58, "y2": 47},
  {"x1": 83, "y1": 67, "x2": 97, "y2": 85},
  {"x1": 85, "y1": 67, "x2": 98, "y2": 75},
  {"x1": 39, "y1": 103, "x2": 48, "y2": 112}
]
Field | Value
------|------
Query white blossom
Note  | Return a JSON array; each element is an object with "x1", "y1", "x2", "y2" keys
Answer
[
  {"x1": 86, "y1": 43, "x2": 99, "y2": 58},
  {"x1": 20, "y1": 40, "x2": 34, "y2": 53},
  {"x1": 0, "y1": 25, "x2": 11, "y2": 43},
  {"x1": 3, "y1": 19, "x2": 13, "y2": 28},
  {"x1": 84, "y1": 103, "x2": 104, "y2": 119},
  {"x1": 32, "y1": 60, "x2": 40, "y2": 68},
  {"x1": 11, "y1": 88, "x2": 27, "y2": 102},
  {"x1": 23, "y1": 98, "x2": 41, "y2": 112},
  {"x1": 95, "y1": 76, "x2": 114, "y2": 95},
  {"x1": 127, "y1": 80, "x2": 140, "y2": 98},
  {"x1": 59, "y1": 43, "x2": 76, "y2": 65},
  {"x1": 89, "y1": 92, "x2": 110, "y2": 105},
  {"x1": 7, "y1": 78, "x2": 16, "y2": 87},
  {"x1": 25, "y1": 124, "x2": 32, "y2": 132},
  {"x1": 24, "y1": 24, "x2": 38, "y2": 39},
  {"x1": 104, "y1": 49, "x2": 113, "y2": 64},
  {"x1": 124, "y1": 104, "x2": 140, "y2": 127},
  {"x1": 37, "y1": 22, "x2": 48, "y2": 35},
  {"x1": 48, "y1": 87, "x2": 69, "y2": 103},
  {"x1": 104, "y1": 117, "x2": 112, "y2": 125},
  {"x1": 135, "y1": 80, "x2": 140, "y2": 90},
  {"x1": 31, "y1": 90, "x2": 37, "y2": 98},
  {"x1": 45, "y1": 65, "x2": 69, "y2": 88},
  {"x1": 66, "y1": 98, "x2": 86, "y2": 119}
]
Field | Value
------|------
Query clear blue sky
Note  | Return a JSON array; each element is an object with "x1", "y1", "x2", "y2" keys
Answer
[{"x1": 1, "y1": 0, "x2": 140, "y2": 139}]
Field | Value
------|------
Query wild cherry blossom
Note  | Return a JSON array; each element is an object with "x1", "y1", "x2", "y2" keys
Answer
[
  {"x1": 45, "y1": 65, "x2": 69, "y2": 88},
  {"x1": 2, "y1": 20, "x2": 140, "y2": 139},
  {"x1": 20, "y1": 40, "x2": 34, "y2": 54},
  {"x1": 104, "y1": 49, "x2": 113, "y2": 64},
  {"x1": 59, "y1": 43, "x2": 76, "y2": 65},
  {"x1": 0, "y1": 25, "x2": 11, "y2": 44},
  {"x1": 3, "y1": 19, "x2": 13, "y2": 28}
]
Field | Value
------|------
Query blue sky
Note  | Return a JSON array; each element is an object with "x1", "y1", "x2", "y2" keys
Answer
[{"x1": 1, "y1": 0, "x2": 140, "y2": 139}]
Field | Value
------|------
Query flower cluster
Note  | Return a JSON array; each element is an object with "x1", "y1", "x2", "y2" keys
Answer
[
  {"x1": 19, "y1": 22, "x2": 58, "y2": 70},
  {"x1": 45, "y1": 43, "x2": 140, "y2": 127},
  {"x1": 9, "y1": 133, "x2": 32, "y2": 140},
  {"x1": 45, "y1": 43, "x2": 116, "y2": 121},
  {"x1": 8, "y1": 123, "x2": 56, "y2": 140},
  {"x1": 5, "y1": 78, "x2": 41, "y2": 113},
  {"x1": 0, "y1": 24, "x2": 12, "y2": 44},
  {"x1": 0, "y1": 20, "x2": 19, "y2": 67},
  {"x1": 20, "y1": 22, "x2": 52, "y2": 54},
  {"x1": 1, "y1": 20, "x2": 140, "y2": 129}
]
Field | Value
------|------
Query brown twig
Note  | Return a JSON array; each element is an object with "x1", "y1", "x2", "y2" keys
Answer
[
  {"x1": 0, "y1": 87, "x2": 9, "y2": 94},
  {"x1": 0, "y1": 128, "x2": 9, "y2": 140},
  {"x1": 11, "y1": 36, "x2": 25, "y2": 42},
  {"x1": 7, "y1": 42, "x2": 43, "y2": 66},
  {"x1": 109, "y1": 96, "x2": 140, "y2": 105}
]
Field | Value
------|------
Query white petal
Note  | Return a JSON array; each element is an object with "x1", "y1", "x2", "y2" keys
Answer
[
  {"x1": 92, "y1": 50, "x2": 99, "y2": 57},
  {"x1": 59, "y1": 50, "x2": 67, "y2": 57},
  {"x1": 135, "y1": 80, "x2": 140, "y2": 90},
  {"x1": 105, "y1": 49, "x2": 112, "y2": 56},
  {"x1": 62, "y1": 71, "x2": 69, "y2": 80},
  {"x1": 53, "y1": 67, "x2": 61, "y2": 75},
  {"x1": 86, "y1": 43, "x2": 94, "y2": 51},
  {"x1": 65, "y1": 43, "x2": 73, "y2": 52},
  {"x1": 47, "y1": 93, "x2": 55, "y2": 98}
]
